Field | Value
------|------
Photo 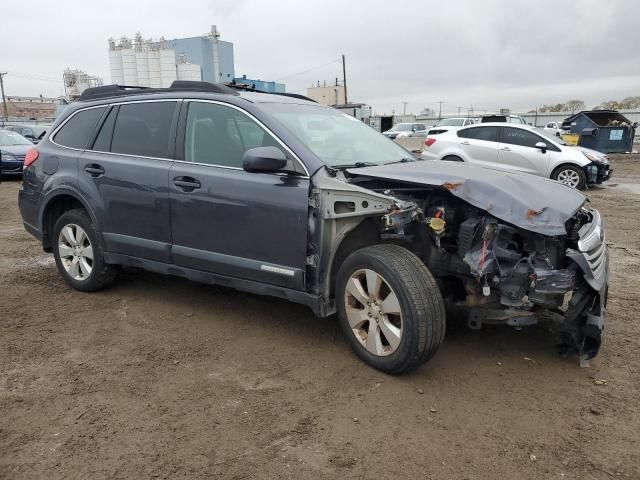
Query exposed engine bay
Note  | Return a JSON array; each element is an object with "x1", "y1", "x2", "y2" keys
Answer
[{"x1": 308, "y1": 162, "x2": 608, "y2": 361}]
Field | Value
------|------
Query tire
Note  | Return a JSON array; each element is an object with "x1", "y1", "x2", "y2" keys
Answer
[
  {"x1": 442, "y1": 155, "x2": 463, "y2": 162},
  {"x1": 52, "y1": 209, "x2": 118, "y2": 292},
  {"x1": 552, "y1": 164, "x2": 586, "y2": 190},
  {"x1": 336, "y1": 244, "x2": 446, "y2": 374}
]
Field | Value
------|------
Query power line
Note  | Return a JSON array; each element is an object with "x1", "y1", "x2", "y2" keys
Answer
[{"x1": 274, "y1": 58, "x2": 341, "y2": 82}]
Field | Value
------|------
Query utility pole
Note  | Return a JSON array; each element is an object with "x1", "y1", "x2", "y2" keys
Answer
[
  {"x1": 457, "y1": 106, "x2": 462, "y2": 115},
  {"x1": 402, "y1": 102, "x2": 407, "y2": 116},
  {"x1": 341, "y1": 54, "x2": 348, "y2": 105},
  {"x1": 0, "y1": 72, "x2": 8, "y2": 122},
  {"x1": 438, "y1": 101, "x2": 443, "y2": 120}
]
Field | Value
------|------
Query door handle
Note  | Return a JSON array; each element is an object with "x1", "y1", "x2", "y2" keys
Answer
[
  {"x1": 173, "y1": 176, "x2": 201, "y2": 191},
  {"x1": 84, "y1": 164, "x2": 105, "y2": 177},
  {"x1": 460, "y1": 141, "x2": 470, "y2": 145},
  {"x1": 500, "y1": 147, "x2": 512, "y2": 151}
]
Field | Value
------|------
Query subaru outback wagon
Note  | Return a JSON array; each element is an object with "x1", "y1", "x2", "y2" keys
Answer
[{"x1": 19, "y1": 81, "x2": 609, "y2": 373}]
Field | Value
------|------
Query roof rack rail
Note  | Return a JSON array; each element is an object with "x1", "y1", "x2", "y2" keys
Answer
[
  {"x1": 169, "y1": 80, "x2": 238, "y2": 95},
  {"x1": 226, "y1": 82, "x2": 317, "y2": 103},
  {"x1": 78, "y1": 84, "x2": 150, "y2": 101}
]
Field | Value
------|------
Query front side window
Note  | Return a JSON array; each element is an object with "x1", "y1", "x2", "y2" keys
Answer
[
  {"x1": 110, "y1": 102, "x2": 177, "y2": 158},
  {"x1": 389, "y1": 123, "x2": 413, "y2": 132},
  {"x1": 185, "y1": 102, "x2": 280, "y2": 168},
  {"x1": 501, "y1": 127, "x2": 544, "y2": 148},
  {"x1": 458, "y1": 126, "x2": 499, "y2": 142},
  {"x1": 54, "y1": 107, "x2": 106, "y2": 149}
]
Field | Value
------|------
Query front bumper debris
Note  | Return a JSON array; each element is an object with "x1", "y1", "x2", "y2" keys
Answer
[{"x1": 463, "y1": 208, "x2": 609, "y2": 360}]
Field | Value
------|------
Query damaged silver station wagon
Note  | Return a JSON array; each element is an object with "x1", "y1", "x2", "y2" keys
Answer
[{"x1": 19, "y1": 82, "x2": 609, "y2": 373}]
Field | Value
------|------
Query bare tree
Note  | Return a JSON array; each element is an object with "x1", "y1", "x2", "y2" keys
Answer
[{"x1": 565, "y1": 100, "x2": 585, "y2": 113}]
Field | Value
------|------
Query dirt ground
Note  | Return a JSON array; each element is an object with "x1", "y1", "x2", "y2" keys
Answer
[{"x1": 1, "y1": 157, "x2": 639, "y2": 480}]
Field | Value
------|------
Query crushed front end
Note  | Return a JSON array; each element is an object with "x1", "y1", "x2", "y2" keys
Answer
[{"x1": 381, "y1": 193, "x2": 609, "y2": 361}]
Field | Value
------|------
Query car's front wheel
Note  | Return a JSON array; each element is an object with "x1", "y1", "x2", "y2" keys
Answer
[
  {"x1": 552, "y1": 165, "x2": 586, "y2": 189},
  {"x1": 52, "y1": 209, "x2": 118, "y2": 292},
  {"x1": 336, "y1": 244, "x2": 446, "y2": 374}
]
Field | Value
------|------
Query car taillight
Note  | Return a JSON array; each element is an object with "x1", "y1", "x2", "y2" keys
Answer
[
  {"x1": 425, "y1": 138, "x2": 436, "y2": 147},
  {"x1": 24, "y1": 148, "x2": 39, "y2": 167}
]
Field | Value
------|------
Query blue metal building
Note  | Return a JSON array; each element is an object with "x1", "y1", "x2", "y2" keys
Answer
[
  {"x1": 162, "y1": 33, "x2": 235, "y2": 83},
  {"x1": 233, "y1": 75, "x2": 285, "y2": 93}
]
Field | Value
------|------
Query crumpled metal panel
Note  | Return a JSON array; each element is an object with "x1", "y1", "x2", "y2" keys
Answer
[{"x1": 347, "y1": 162, "x2": 586, "y2": 236}]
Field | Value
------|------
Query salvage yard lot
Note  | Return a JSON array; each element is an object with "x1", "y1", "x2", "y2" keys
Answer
[{"x1": 1, "y1": 156, "x2": 640, "y2": 480}]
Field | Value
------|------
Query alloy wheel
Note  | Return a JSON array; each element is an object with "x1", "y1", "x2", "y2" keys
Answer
[
  {"x1": 58, "y1": 224, "x2": 93, "y2": 281},
  {"x1": 556, "y1": 168, "x2": 581, "y2": 188},
  {"x1": 344, "y1": 269, "x2": 403, "y2": 356}
]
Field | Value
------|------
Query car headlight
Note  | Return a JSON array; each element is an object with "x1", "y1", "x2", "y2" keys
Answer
[
  {"x1": 1, "y1": 151, "x2": 16, "y2": 161},
  {"x1": 583, "y1": 151, "x2": 607, "y2": 164}
]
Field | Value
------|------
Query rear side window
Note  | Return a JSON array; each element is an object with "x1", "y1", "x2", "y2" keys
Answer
[
  {"x1": 502, "y1": 127, "x2": 543, "y2": 148},
  {"x1": 110, "y1": 102, "x2": 177, "y2": 158},
  {"x1": 458, "y1": 126, "x2": 498, "y2": 142},
  {"x1": 53, "y1": 107, "x2": 106, "y2": 149}
]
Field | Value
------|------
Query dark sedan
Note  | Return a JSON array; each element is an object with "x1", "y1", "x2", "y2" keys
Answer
[{"x1": 0, "y1": 129, "x2": 33, "y2": 176}]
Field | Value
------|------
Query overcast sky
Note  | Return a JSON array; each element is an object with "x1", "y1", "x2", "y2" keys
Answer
[{"x1": 1, "y1": 0, "x2": 638, "y2": 115}]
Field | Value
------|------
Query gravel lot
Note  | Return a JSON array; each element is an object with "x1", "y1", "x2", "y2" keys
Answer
[{"x1": 2, "y1": 156, "x2": 639, "y2": 480}]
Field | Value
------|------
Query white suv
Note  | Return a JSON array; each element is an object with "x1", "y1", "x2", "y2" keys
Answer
[{"x1": 420, "y1": 123, "x2": 611, "y2": 189}]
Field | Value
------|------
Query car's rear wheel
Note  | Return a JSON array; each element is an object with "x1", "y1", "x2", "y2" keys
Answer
[
  {"x1": 53, "y1": 209, "x2": 118, "y2": 292},
  {"x1": 552, "y1": 165, "x2": 586, "y2": 189},
  {"x1": 336, "y1": 244, "x2": 446, "y2": 374},
  {"x1": 442, "y1": 155, "x2": 463, "y2": 162}
]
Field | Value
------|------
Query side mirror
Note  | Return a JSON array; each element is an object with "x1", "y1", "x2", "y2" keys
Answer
[
  {"x1": 243, "y1": 146, "x2": 287, "y2": 173},
  {"x1": 534, "y1": 141, "x2": 547, "y2": 153}
]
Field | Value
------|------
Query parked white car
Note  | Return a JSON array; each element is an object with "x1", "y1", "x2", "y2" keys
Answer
[
  {"x1": 382, "y1": 123, "x2": 427, "y2": 140},
  {"x1": 420, "y1": 123, "x2": 611, "y2": 189},
  {"x1": 543, "y1": 121, "x2": 564, "y2": 137},
  {"x1": 427, "y1": 117, "x2": 476, "y2": 136}
]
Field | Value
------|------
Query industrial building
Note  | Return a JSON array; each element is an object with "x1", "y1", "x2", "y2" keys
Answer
[
  {"x1": 63, "y1": 69, "x2": 104, "y2": 100},
  {"x1": 233, "y1": 75, "x2": 285, "y2": 93},
  {"x1": 307, "y1": 82, "x2": 346, "y2": 106},
  {"x1": 2, "y1": 96, "x2": 58, "y2": 121},
  {"x1": 108, "y1": 26, "x2": 234, "y2": 87}
]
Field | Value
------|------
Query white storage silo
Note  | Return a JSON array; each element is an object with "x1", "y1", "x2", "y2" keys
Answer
[
  {"x1": 121, "y1": 49, "x2": 138, "y2": 85},
  {"x1": 147, "y1": 50, "x2": 162, "y2": 88},
  {"x1": 159, "y1": 48, "x2": 177, "y2": 87},
  {"x1": 109, "y1": 49, "x2": 124, "y2": 85},
  {"x1": 177, "y1": 63, "x2": 202, "y2": 82},
  {"x1": 135, "y1": 50, "x2": 150, "y2": 87}
]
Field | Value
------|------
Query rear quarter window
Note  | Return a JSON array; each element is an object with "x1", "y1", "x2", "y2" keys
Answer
[
  {"x1": 458, "y1": 126, "x2": 499, "y2": 142},
  {"x1": 53, "y1": 107, "x2": 106, "y2": 149}
]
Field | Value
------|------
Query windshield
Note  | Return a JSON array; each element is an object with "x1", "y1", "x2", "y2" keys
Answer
[
  {"x1": 260, "y1": 103, "x2": 413, "y2": 167},
  {"x1": 0, "y1": 130, "x2": 32, "y2": 146},
  {"x1": 389, "y1": 123, "x2": 413, "y2": 132},
  {"x1": 533, "y1": 127, "x2": 567, "y2": 145},
  {"x1": 437, "y1": 118, "x2": 465, "y2": 127}
]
